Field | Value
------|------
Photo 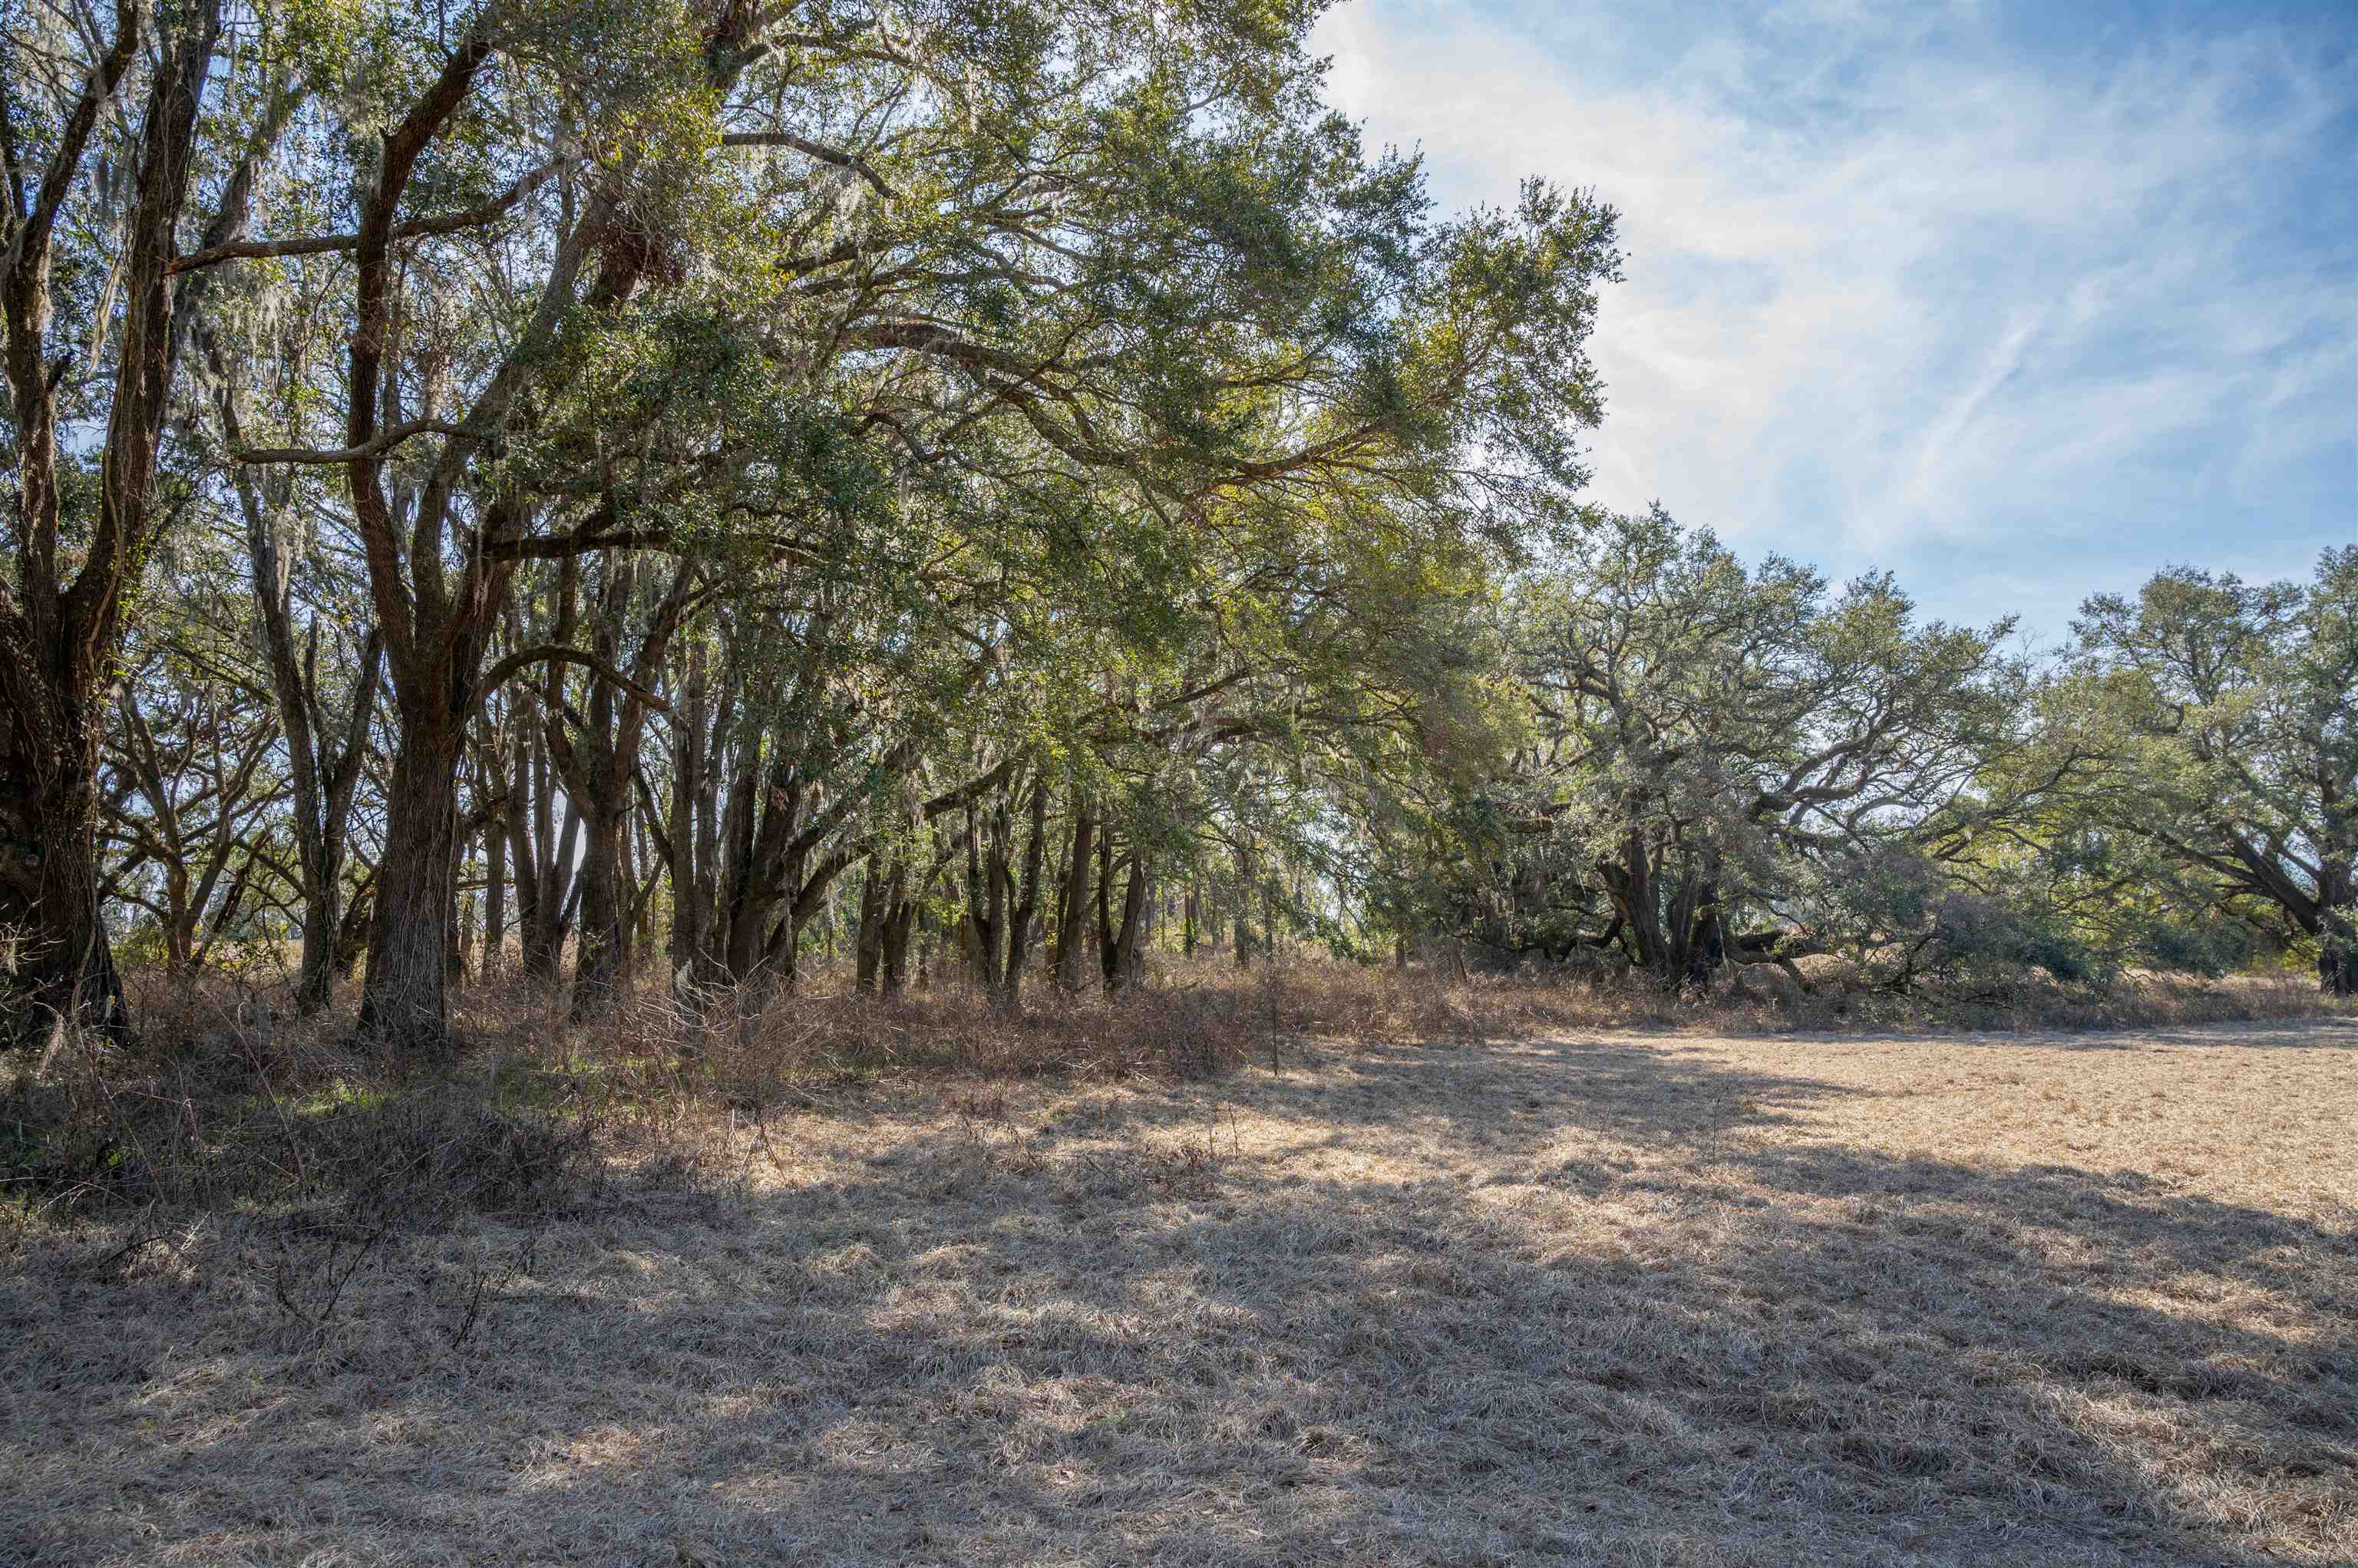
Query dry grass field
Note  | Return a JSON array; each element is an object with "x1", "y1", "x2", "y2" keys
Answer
[{"x1": 4, "y1": 1010, "x2": 2353, "y2": 1566}]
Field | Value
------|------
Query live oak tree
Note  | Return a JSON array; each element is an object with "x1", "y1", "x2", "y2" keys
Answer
[
  {"x1": 2, "y1": 0, "x2": 250, "y2": 1044},
  {"x1": 2059, "y1": 551, "x2": 2356, "y2": 995},
  {"x1": 1455, "y1": 508, "x2": 2046, "y2": 990}
]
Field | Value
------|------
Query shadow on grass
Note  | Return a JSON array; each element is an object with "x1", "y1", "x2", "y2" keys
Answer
[
  {"x1": 1767, "y1": 1018, "x2": 2357, "y2": 1052},
  {"x1": 2, "y1": 1035, "x2": 2351, "y2": 1567}
]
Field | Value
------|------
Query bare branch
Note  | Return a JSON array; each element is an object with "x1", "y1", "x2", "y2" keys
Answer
[
  {"x1": 722, "y1": 130, "x2": 897, "y2": 199},
  {"x1": 233, "y1": 418, "x2": 471, "y2": 466},
  {"x1": 169, "y1": 160, "x2": 561, "y2": 274},
  {"x1": 470, "y1": 645, "x2": 671, "y2": 722}
]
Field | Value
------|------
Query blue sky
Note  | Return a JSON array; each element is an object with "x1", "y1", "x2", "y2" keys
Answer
[{"x1": 1313, "y1": 0, "x2": 2358, "y2": 641}]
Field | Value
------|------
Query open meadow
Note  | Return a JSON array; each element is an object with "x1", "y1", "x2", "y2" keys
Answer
[{"x1": 5, "y1": 1002, "x2": 2352, "y2": 1567}]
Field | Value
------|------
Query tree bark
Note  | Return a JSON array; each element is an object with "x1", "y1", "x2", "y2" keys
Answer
[
  {"x1": 482, "y1": 788, "x2": 507, "y2": 980},
  {"x1": 854, "y1": 861, "x2": 889, "y2": 996},
  {"x1": 356, "y1": 716, "x2": 463, "y2": 1048},
  {"x1": 1233, "y1": 844, "x2": 1256, "y2": 969},
  {"x1": 880, "y1": 873, "x2": 919, "y2": 998},
  {"x1": 1103, "y1": 850, "x2": 1151, "y2": 992},
  {"x1": 969, "y1": 802, "x2": 1007, "y2": 992},
  {"x1": 1054, "y1": 790, "x2": 1098, "y2": 992},
  {"x1": 558, "y1": 556, "x2": 694, "y2": 1018},
  {"x1": 993, "y1": 777, "x2": 1049, "y2": 1014},
  {"x1": 572, "y1": 799, "x2": 623, "y2": 1015},
  {"x1": 666, "y1": 639, "x2": 727, "y2": 989},
  {"x1": 1, "y1": 2, "x2": 223, "y2": 1045},
  {"x1": 0, "y1": 737, "x2": 124, "y2": 1048}
]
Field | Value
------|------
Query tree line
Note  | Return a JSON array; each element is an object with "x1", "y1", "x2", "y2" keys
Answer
[
  {"x1": 1434, "y1": 513, "x2": 2351, "y2": 998},
  {"x1": 3, "y1": 0, "x2": 2349, "y2": 1059}
]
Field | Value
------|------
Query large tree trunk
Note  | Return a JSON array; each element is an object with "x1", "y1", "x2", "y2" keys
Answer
[
  {"x1": 1054, "y1": 791, "x2": 1098, "y2": 992},
  {"x1": 560, "y1": 559, "x2": 688, "y2": 1020},
  {"x1": 854, "y1": 861, "x2": 888, "y2": 996},
  {"x1": 965, "y1": 804, "x2": 1005, "y2": 992},
  {"x1": 666, "y1": 641, "x2": 726, "y2": 989},
  {"x1": 358, "y1": 715, "x2": 463, "y2": 1049},
  {"x1": 569, "y1": 795, "x2": 625, "y2": 1018},
  {"x1": 296, "y1": 861, "x2": 343, "y2": 1007},
  {"x1": 1103, "y1": 850, "x2": 1151, "y2": 992},
  {"x1": 993, "y1": 778, "x2": 1049, "y2": 1014},
  {"x1": 880, "y1": 879, "x2": 919, "y2": 999},
  {"x1": 2323, "y1": 908, "x2": 2354, "y2": 998},
  {"x1": 719, "y1": 752, "x2": 798, "y2": 991},
  {"x1": 851, "y1": 852, "x2": 916, "y2": 999},
  {"x1": 2320, "y1": 858, "x2": 2353, "y2": 998},
  {"x1": 482, "y1": 813, "x2": 507, "y2": 981},
  {"x1": 1684, "y1": 857, "x2": 1727, "y2": 992},
  {"x1": 1597, "y1": 828, "x2": 1669, "y2": 980},
  {"x1": 0, "y1": 708, "x2": 125, "y2": 1047}
]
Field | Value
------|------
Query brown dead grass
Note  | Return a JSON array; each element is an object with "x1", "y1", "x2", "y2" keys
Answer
[
  {"x1": 463, "y1": 958, "x2": 2356, "y2": 1084},
  {"x1": 5, "y1": 992, "x2": 2353, "y2": 1566}
]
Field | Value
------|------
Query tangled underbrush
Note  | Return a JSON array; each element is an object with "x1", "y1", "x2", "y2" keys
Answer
[{"x1": 3, "y1": 1012, "x2": 609, "y2": 1230}]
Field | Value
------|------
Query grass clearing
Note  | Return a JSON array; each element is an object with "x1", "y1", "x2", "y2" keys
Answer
[{"x1": 4, "y1": 1012, "x2": 2353, "y2": 1566}]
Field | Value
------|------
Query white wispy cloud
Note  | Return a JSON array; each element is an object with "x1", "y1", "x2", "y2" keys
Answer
[{"x1": 1314, "y1": 0, "x2": 2356, "y2": 633}]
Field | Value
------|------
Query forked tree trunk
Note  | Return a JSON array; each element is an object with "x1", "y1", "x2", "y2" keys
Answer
[
  {"x1": 1103, "y1": 852, "x2": 1151, "y2": 992},
  {"x1": 335, "y1": 872, "x2": 374, "y2": 979},
  {"x1": 562, "y1": 559, "x2": 686, "y2": 1021},
  {"x1": 1, "y1": 3, "x2": 223, "y2": 1045},
  {"x1": 755, "y1": 846, "x2": 811, "y2": 1002},
  {"x1": 295, "y1": 863, "x2": 342, "y2": 1007},
  {"x1": 514, "y1": 721, "x2": 580, "y2": 985}
]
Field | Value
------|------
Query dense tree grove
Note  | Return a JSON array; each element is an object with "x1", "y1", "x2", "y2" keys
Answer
[{"x1": 3, "y1": 0, "x2": 2349, "y2": 1058}]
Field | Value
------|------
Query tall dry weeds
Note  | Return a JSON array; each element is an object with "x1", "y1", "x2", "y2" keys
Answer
[{"x1": 9, "y1": 959, "x2": 2343, "y2": 1230}]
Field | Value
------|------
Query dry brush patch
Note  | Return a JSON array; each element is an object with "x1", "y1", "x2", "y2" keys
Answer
[
  {"x1": 5, "y1": 1009, "x2": 2353, "y2": 1567},
  {"x1": 452, "y1": 959, "x2": 2355, "y2": 1091}
]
